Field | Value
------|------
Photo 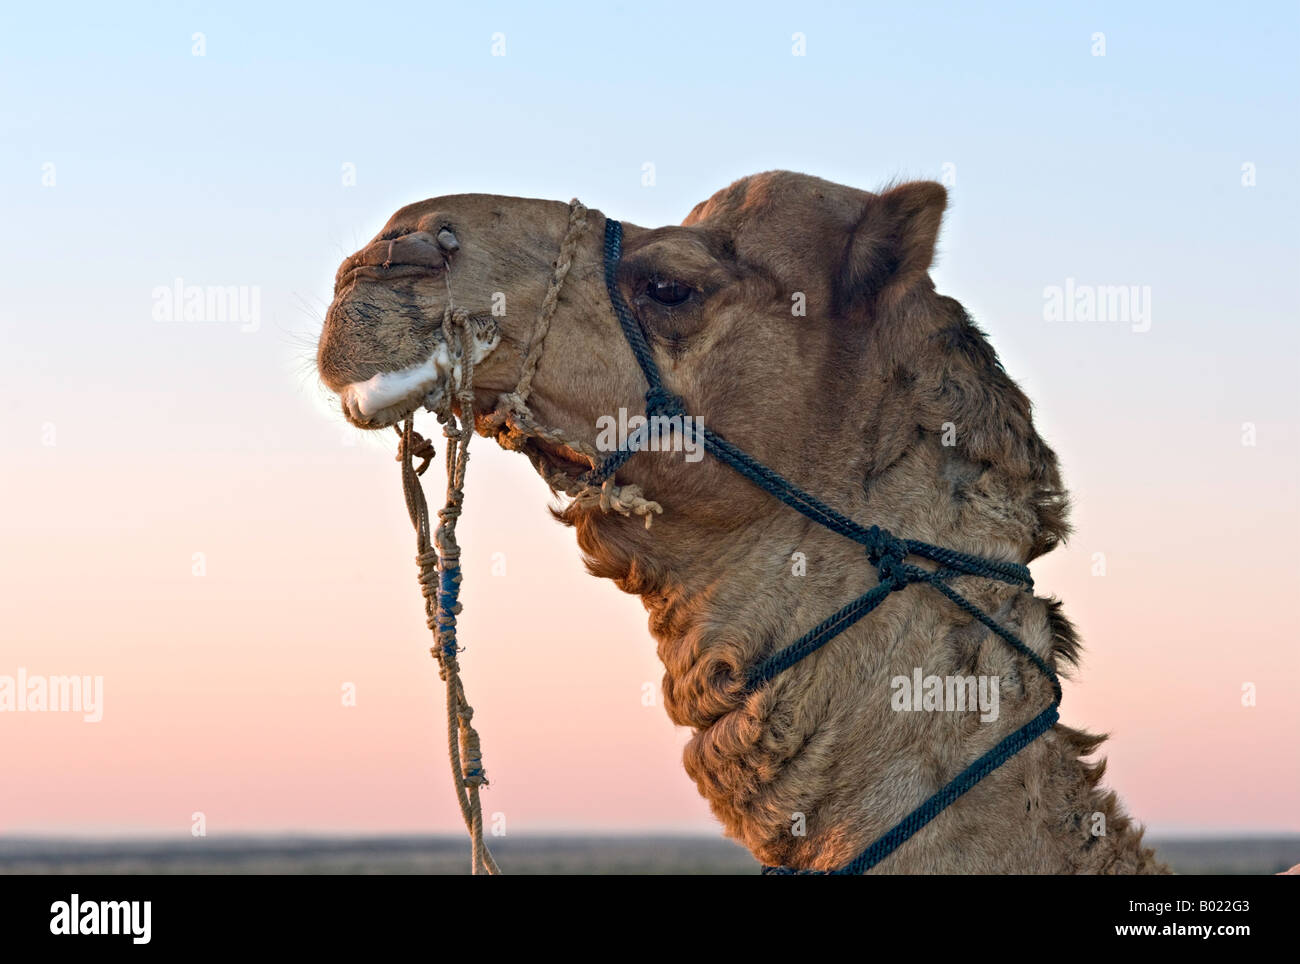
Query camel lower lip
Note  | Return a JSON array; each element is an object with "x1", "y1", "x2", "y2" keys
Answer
[
  {"x1": 342, "y1": 388, "x2": 442, "y2": 430},
  {"x1": 344, "y1": 355, "x2": 447, "y2": 421},
  {"x1": 338, "y1": 323, "x2": 502, "y2": 429}
]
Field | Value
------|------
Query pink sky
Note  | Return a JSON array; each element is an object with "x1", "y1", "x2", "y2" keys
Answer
[{"x1": 2, "y1": 382, "x2": 1296, "y2": 836}]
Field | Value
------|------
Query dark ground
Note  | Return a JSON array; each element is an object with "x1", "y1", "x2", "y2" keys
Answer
[{"x1": 1, "y1": 835, "x2": 1296, "y2": 875}]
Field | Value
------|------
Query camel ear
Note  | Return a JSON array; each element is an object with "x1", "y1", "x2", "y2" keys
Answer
[{"x1": 837, "y1": 181, "x2": 947, "y2": 309}]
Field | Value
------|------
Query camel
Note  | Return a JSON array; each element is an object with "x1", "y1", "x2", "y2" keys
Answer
[{"x1": 316, "y1": 171, "x2": 1171, "y2": 874}]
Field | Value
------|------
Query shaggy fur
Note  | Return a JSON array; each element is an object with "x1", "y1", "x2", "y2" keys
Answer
[{"x1": 318, "y1": 171, "x2": 1168, "y2": 873}]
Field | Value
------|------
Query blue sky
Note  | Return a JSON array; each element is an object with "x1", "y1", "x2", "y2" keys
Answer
[{"x1": 3, "y1": 1, "x2": 1296, "y2": 448}]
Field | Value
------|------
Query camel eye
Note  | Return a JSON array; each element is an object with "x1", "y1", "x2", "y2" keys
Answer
[{"x1": 646, "y1": 278, "x2": 692, "y2": 307}]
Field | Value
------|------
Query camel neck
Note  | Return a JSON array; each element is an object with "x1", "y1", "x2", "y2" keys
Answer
[{"x1": 641, "y1": 541, "x2": 1164, "y2": 873}]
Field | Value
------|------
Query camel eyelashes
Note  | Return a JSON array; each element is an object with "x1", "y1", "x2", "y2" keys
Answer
[{"x1": 645, "y1": 278, "x2": 693, "y2": 307}]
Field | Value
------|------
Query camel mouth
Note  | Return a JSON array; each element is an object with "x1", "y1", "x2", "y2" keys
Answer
[{"x1": 337, "y1": 319, "x2": 502, "y2": 431}]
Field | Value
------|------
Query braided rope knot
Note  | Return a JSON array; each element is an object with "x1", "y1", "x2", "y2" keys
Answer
[
  {"x1": 415, "y1": 549, "x2": 440, "y2": 604},
  {"x1": 437, "y1": 502, "x2": 463, "y2": 529},
  {"x1": 401, "y1": 431, "x2": 438, "y2": 476},
  {"x1": 865, "y1": 524, "x2": 911, "y2": 590},
  {"x1": 644, "y1": 386, "x2": 686, "y2": 419},
  {"x1": 458, "y1": 707, "x2": 488, "y2": 788}
]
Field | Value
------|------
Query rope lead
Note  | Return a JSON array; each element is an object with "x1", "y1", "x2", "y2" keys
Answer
[
  {"x1": 399, "y1": 306, "x2": 500, "y2": 876},
  {"x1": 390, "y1": 199, "x2": 597, "y2": 875}
]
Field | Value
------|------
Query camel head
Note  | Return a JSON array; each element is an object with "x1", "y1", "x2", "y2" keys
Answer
[
  {"x1": 316, "y1": 172, "x2": 1138, "y2": 873},
  {"x1": 319, "y1": 170, "x2": 1068, "y2": 585}
]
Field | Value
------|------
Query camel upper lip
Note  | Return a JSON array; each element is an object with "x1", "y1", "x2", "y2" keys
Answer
[{"x1": 335, "y1": 262, "x2": 443, "y2": 295}]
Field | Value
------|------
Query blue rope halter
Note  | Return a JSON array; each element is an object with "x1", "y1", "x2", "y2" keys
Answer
[{"x1": 592, "y1": 218, "x2": 1061, "y2": 874}]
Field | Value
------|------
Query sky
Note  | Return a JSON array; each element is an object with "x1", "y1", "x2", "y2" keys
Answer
[{"x1": 1, "y1": 1, "x2": 1297, "y2": 838}]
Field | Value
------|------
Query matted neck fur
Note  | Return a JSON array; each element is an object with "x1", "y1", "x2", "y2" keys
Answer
[{"x1": 317, "y1": 170, "x2": 1167, "y2": 873}]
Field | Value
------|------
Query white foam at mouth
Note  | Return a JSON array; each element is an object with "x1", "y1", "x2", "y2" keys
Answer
[{"x1": 342, "y1": 331, "x2": 499, "y2": 420}]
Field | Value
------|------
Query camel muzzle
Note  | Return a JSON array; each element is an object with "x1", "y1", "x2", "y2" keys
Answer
[{"x1": 320, "y1": 225, "x2": 500, "y2": 428}]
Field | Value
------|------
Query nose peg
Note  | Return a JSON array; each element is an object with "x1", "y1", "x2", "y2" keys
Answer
[{"x1": 436, "y1": 228, "x2": 460, "y2": 253}]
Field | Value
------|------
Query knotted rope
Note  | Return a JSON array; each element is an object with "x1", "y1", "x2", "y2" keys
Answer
[
  {"x1": 486, "y1": 199, "x2": 589, "y2": 434},
  {"x1": 398, "y1": 305, "x2": 499, "y2": 876},
  {"x1": 482, "y1": 199, "x2": 663, "y2": 528}
]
